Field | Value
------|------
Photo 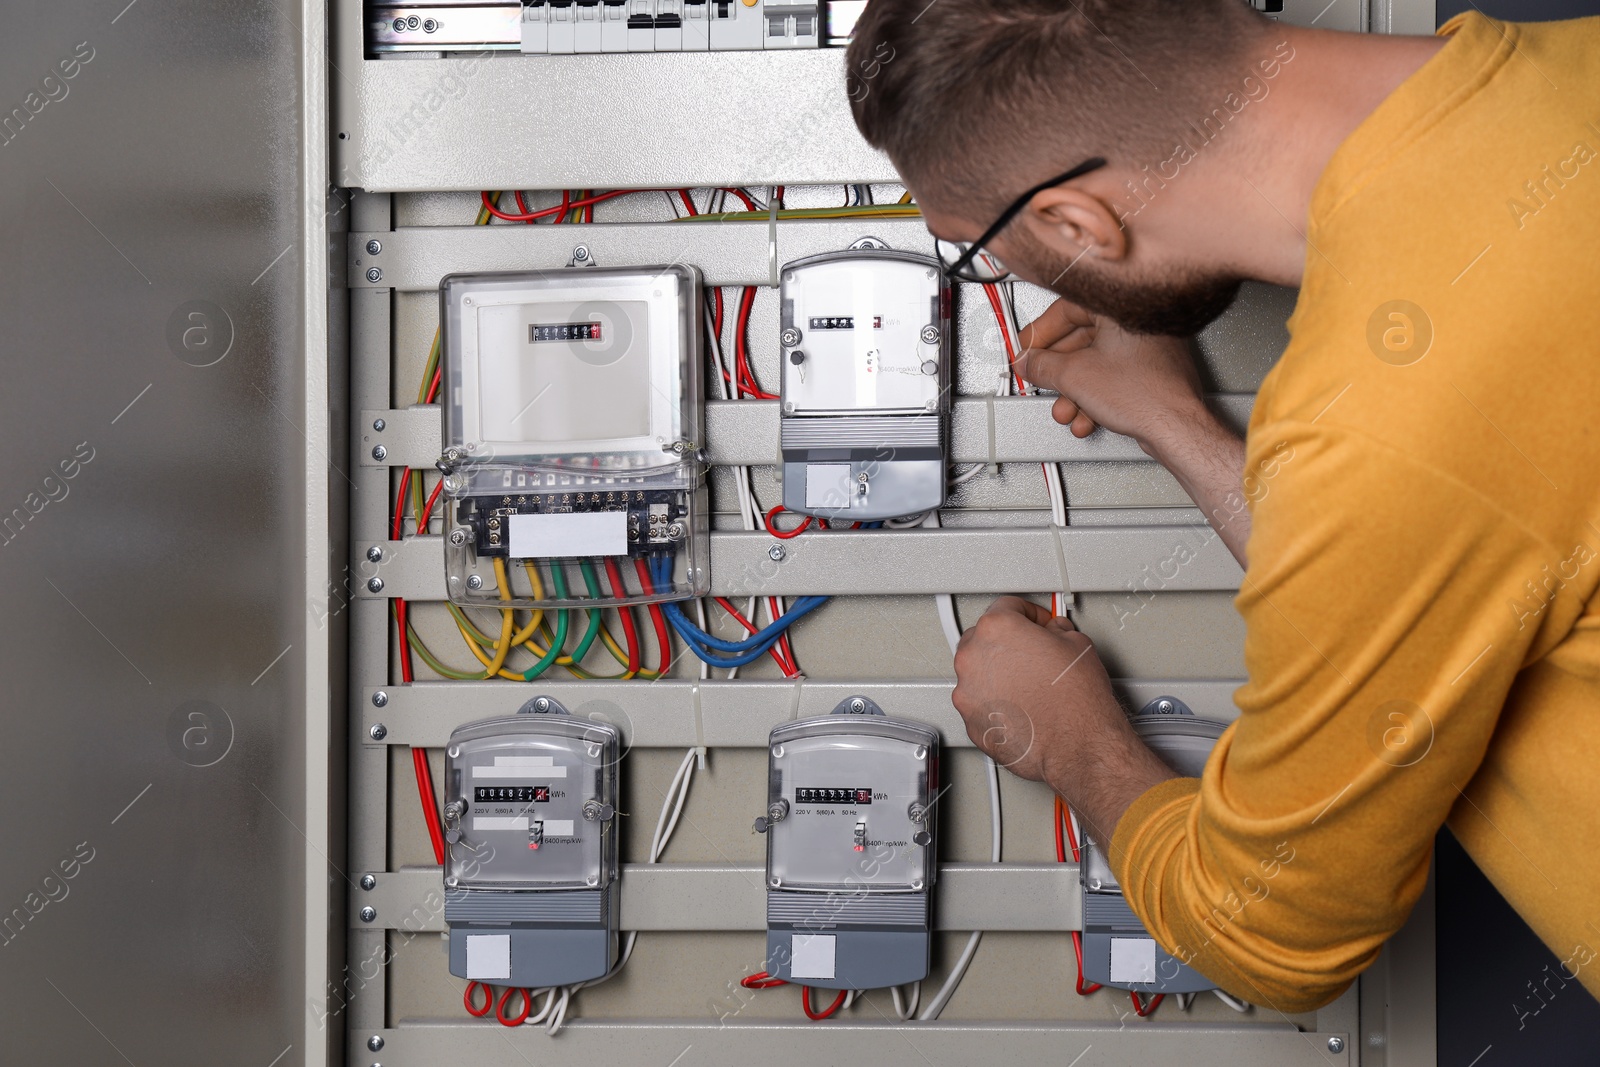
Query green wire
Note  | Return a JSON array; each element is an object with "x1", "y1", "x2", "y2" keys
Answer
[
  {"x1": 569, "y1": 561, "x2": 603, "y2": 664},
  {"x1": 521, "y1": 567, "x2": 569, "y2": 681},
  {"x1": 406, "y1": 622, "x2": 483, "y2": 680}
]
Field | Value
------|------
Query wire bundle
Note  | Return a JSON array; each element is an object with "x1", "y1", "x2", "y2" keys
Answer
[{"x1": 651, "y1": 555, "x2": 826, "y2": 669}]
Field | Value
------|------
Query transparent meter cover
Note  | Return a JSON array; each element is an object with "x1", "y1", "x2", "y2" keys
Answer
[
  {"x1": 1082, "y1": 716, "x2": 1227, "y2": 894},
  {"x1": 440, "y1": 265, "x2": 703, "y2": 484},
  {"x1": 443, "y1": 715, "x2": 619, "y2": 891},
  {"x1": 767, "y1": 716, "x2": 939, "y2": 893},
  {"x1": 780, "y1": 250, "x2": 947, "y2": 415}
]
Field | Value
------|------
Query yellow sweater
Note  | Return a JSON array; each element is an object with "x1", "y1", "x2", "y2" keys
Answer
[{"x1": 1111, "y1": 12, "x2": 1600, "y2": 1012}]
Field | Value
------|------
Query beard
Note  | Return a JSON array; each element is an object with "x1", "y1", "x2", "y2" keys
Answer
[{"x1": 1010, "y1": 228, "x2": 1243, "y2": 337}]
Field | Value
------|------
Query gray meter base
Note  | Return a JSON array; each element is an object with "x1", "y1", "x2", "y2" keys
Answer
[
  {"x1": 765, "y1": 927, "x2": 929, "y2": 991},
  {"x1": 1080, "y1": 893, "x2": 1216, "y2": 994},
  {"x1": 765, "y1": 889, "x2": 930, "y2": 990},
  {"x1": 446, "y1": 887, "x2": 617, "y2": 987},
  {"x1": 781, "y1": 459, "x2": 944, "y2": 522}
]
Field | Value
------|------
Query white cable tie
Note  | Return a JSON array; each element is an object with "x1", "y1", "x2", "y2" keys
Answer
[
  {"x1": 788, "y1": 676, "x2": 805, "y2": 720},
  {"x1": 767, "y1": 191, "x2": 780, "y2": 289},
  {"x1": 1049, "y1": 525, "x2": 1072, "y2": 601},
  {"x1": 984, "y1": 394, "x2": 999, "y2": 474},
  {"x1": 691, "y1": 680, "x2": 706, "y2": 759}
]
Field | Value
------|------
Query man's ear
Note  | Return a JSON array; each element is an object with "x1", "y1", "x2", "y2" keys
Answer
[{"x1": 1023, "y1": 187, "x2": 1128, "y2": 262}]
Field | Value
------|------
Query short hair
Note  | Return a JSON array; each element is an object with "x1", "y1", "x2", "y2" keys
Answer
[{"x1": 847, "y1": 0, "x2": 1268, "y2": 217}]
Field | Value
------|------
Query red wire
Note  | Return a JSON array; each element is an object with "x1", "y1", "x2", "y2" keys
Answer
[
  {"x1": 633, "y1": 558, "x2": 673, "y2": 674},
  {"x1": 1130, "y1": 991, "x2": 1163, "y2": 1018},
  {"x1": 395, "y1": 599, "x2": 414, "y2": 683},
  {"x1": 714, "y1": 597, "x2": 798, "y2": 677},
  {"x1": 392, "y1": 467, "x2": 413, "y2": 541},
  {"x1": 481, "y1": 188, "x2": 633, "y2": 223},
  {"x1": 802, "y1": 986, "x2": 847, "y2": 1020},
  {"x1": 514, "y1": 190, "x2": 531, "y2": 218},
  {"x1": 773, "y1": 186, "x2": 785, "y2": 207},
  {"x1": 413, "y1": 747, "x2": 446, "y2": 865},
  {"x1": 604, "y1": 558, "x2": 641, "y2": 674},
  {"x1": 721, "y1": 188, "x2": 758, "y2": 211},
  {"x1": 426, "y1": 362, "x2": 442, "y2": 404},
  {"x1": 740, "y1": 971, "x2": 788, "y2": 989},
  {"x1": 497, "y1": 986, "x2": 533, "y2": 1027},
  {"x1": 984, "y1": 282, "x2": 1026, "y2": 394},
  {"x1": 583, "y1": 188, "x2": 593, "y2": 223},
  {"x1": 464, "y1": 982, "x2": 494, "y2": 1017},
  {"x1": 677, "y1": 189, "x2": 698, "y2": 217},
  {"x1": 733, "y1": 286, "x2": 776, "y2": 399},
  {"x1": 763, "y1": 505, "x2": 811, "y2": 539},
  {"x1": 418, "y1": 479, "x2": 446, "y2": 531},
  {"x1": 1058, "y1": 798, "x2": 1103, "y2": 995}
]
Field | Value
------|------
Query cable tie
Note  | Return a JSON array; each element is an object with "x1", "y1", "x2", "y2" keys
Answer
[
  {"x1": 691, "y1": 681, "x2": 706, "y2": 765},
  {"x1": 984, "y1": 394, "x2": 999, "y2": 474},
  {"x1": 1049, "y1": 526, "x2": 1073, "y2": 601},
  {"x1": 788, "y1": 676, "x2": 805, "y2": 721},
  {"x1": 767, "y1": 194, "x2": 780, "y2": 289}
]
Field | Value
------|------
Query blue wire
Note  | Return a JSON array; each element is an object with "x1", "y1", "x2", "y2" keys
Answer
[{"x1": 651, "y1": 553, "x2": 829, "y2": 666}]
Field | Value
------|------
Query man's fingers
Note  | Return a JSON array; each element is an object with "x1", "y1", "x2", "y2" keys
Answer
[
  {"x1": 1070, "y1": 411, "x2": 1098, "y2": 438},
  {"x1": 1045, "y1": 614, "x2": 1079, "y2": 634},
  {"x1": 1020, "y1": 298, "x2": 1096, "y2": 350},
  {"x1": 986, "y1": 595, "x2": 1056, "y2": 627},
  {"x1": 1052, "y1": 396, "x2": 1079, "y2": 427}
]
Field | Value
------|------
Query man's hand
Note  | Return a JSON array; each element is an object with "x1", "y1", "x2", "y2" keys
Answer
[
  {"x1": 1020, "y1": 297, "x2": 1253, "y2": 567},
  {"x1": 1017, "y1": 298, "x2": 1207, "y2": 453},
  {"x1": 951, "y1": 597, "x2": 1179, "y2": 843}
]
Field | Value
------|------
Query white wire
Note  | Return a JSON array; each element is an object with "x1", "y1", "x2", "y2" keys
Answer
[
  {"x1": 918, "y1": 511, "x2": 1002, "y2": 1021},
  {"x1": 548, "y1": 748, "x2": 700, "y2": 1033},
  {"x1": 949, "y1": 463, "x2": 986, "y2": 487},
  {"x1": 1213, "y1": 989, "x2": 1252, "y2": 1012},
  {"x1": 1174, "y1": 992, "x2": 1193, "y2": 1012},
  {"x1": 890, "y1": 981, "x2": 922, "y2": 1021},
  {"x1": 883, "y1": 512, "x2": 929, "y2": 529}
]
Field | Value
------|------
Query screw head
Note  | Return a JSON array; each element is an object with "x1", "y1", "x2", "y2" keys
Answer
[
  {"x1": 533, "y1": 696, "x2": 551, "y2": 712},
  {"x1": 369, "y1": 723, "x2": 387, "y2": 741},
  {"x1": 849, "y1": 698, "x2": 866, "y2": 713},
  {"x1": 573, "y1": 245, "x2": 590, "y2": 262},
  {"x1": 1327, "y1": 1037, "x2": 1345, "y2": 1054},
  {"x1": 360, "y1": 874, "x2": 377, "y2": 891},
  {"x1": 367, "y1": 576, "x2": 384, "y2": 593},
  {"x1": 920, "y1": 325, "x2": 941, "y2": 345},
  {"x1": 371, "y1": 444, "x2": 387, "y2": 461},
  {"x1": 780, "y1": 327, "x2": 802, "y2": 347},
  {"x1": 367, "y1": 1035, "x2": 385, "y2": 1052},
  {"x1": 366, "y1": 266, "x2": 383, "y2": 283},
  {"x1": 466, "y1": 574, "x2": 483, "y2": 591},
  {"x1": 366, "y1": 546, "x2": 384, "y2": 563},
  {"x1": 371, "y1": 691, "x2": 389, "y2": 708},
  {"x1": 666, "y1": 521, "x2": 685, "y2": 541},
  {"x1": 449, "y1": 529, "x2": 468, "y2": 545},
  {"x1": 365, "y1": 239, "x2": 383, "y2": 256},
  {"x1": 768, "y1": 544, "x2": 785, "y2": 562},
  {"x1": 359, "y1": 906, "x2": 377, "y2": 923},
  {"x1": 1157, "y1": 699, "x2": 1174, "y2": 713},
  {"x1": 423, "y1": 16, "x2": 437, "y2": 30},
  {"x1": 372, "y1": 417, "x2": 386, "y2": 431}
]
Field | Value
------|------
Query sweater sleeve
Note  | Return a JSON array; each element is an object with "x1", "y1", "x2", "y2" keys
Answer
[{"x1": 1109, "y1": 419, "x2": 1563, "y2": 1012}]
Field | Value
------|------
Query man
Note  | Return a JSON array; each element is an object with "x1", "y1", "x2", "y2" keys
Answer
[{"x1": 847, "y1": 0, "x2": 1600, "y2": 1011}]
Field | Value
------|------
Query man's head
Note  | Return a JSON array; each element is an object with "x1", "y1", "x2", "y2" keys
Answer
[{"x1": 847, "y1": 0, "x2": 1275, "y2": 334}]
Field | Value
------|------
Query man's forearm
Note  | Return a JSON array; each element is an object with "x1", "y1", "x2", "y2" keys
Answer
[{"x1": 1141, "y1": 403, "x2": 1250, "y2": 567}]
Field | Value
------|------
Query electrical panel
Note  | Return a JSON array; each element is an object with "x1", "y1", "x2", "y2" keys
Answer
[
  {"x1": 441, "y1": 698, "x2": 621, "y2": 987},
  {"x1": 367, "y1": 0, "x2": 821, "y2": 53},
  {"x1": 1079, "y1": 700, "x2": 1226, "y2": 995},
  {"x1": 778, "y1": 248, "x2": 951, "y2": 521},
  {"x1": 438, "y1": 265, "x2": 708, "y2": 609},
  {"x1": 755, "y1": 698, "x2": 939, "y2": 989}
]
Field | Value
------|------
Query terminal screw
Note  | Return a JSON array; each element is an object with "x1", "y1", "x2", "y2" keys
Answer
[
  {"x1": 768, "y1": 544, "x2": 785, "y2": 562},
  {"x1": 366, "y1": 267, "x2": 382, "y2": 283}
]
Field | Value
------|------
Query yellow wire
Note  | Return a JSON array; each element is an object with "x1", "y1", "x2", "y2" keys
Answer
[
  {"x1": 481, "y1": 559, "x2": 516, "y2": 678},
  {"x1": 898, "y1": 191, "x2": 914, "y2": 205}
]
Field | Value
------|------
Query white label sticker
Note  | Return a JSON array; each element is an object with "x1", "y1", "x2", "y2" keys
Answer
[
  {"x1": 804, "y1": 464, "x2": 852, "y2": 510},
  {"x1": 541, "y1": 820, "x2": 575, "y2": 836},
  {"x1": 1109, "y1": 936, "x2": 1158, "y2": 984},
  {"x1": 466, "y1": 934, "x2": 512, "y2": 980},
  {"x1": 790, "y1": 933, "x2": 836, "y2": 980},
  {"x1": 508, "y1": 511, "x2": 627, "y2": 558},
  {"x1": 473, "y1": 764, "x2": 567, "y2": 779},
  {"x1": 472, "y1": 816, "x2": 529, "y2": 832}
]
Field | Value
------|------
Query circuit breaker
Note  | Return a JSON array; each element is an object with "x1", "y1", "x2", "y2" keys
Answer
[
  {"x1": 754, "y1": 697, "x2": 939, "y2": 989},
  {"x1": 1079, "y1": 700, "x2": 1227, "y2": 994},
  {"x1": 441, "y1": 698, "x2": 621, "y2": 987},
  {"x1": 778, "y1": 248, "x2": 951, "y2": 522},
  {"x1": 438, "y1": 265, "x2": 708, "y2": 609}
]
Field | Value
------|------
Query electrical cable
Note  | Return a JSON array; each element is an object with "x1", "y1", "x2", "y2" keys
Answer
[
  {"x1": 1056, "y1": 797, "x2": 1103, "y2": 996},
  {"x1": 763, "y1": 504, "x2": 812, "y2": 539},
  {"x1": 603, "y1": 558, "x2": 642, "y2": 676},
  {"x1": 1130, "y1": 991, "x2": 1164, "y2": 1018},
  {"x1": 464, "y1": 982, "x2": 494, "y2": 1017},
  {"x1": 413, "y1": 747, "x2": 447, "y2": 865},
  {"x1": 890, "y1": 981, "x2": 921, "y2": 1021},
  {"x1": 497, "y1": 986, "x2": 534, "y2": 1027},
  {"x1": 634, "y1": 558, "x2": 674, "y2": 675},
  {"x1": 481, "y1": 188, "x2": 638, "y2": 223},
  {"x1": 918, "y1": 523, "x2": 1002, "y2": 1021},
  {"x1": 1213, "y1": 989, "x2": 1252, "y2": 1012},
  {"x1": 802, "y1": 986, "x2": 848, "y2": 1021}
]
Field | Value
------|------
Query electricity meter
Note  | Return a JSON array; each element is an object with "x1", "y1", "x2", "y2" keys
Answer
[
  {"x1": 777, "y1": 249, "x2": 951, "y2": 521},
  {"x1": 441, "y1": 697, "x2": 620, "y2": 987},
  {"x1": 1079, "y1": 699, "x2": 1226, "y2": 994},
  {"x1": 754, "y1": 697, "x2": 939, "y2": 989},
  {"x1": 438, "y1": 265, "x2": 708, "y2": 609}
]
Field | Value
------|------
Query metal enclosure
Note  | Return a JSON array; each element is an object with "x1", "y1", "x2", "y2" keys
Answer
[{"x1": 0, "y1": 0, "x2": 1440, "y2": 1064}]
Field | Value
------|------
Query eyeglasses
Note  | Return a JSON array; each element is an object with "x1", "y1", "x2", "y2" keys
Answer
[{"x1": 935, "y1": 157, "x2": 1108, "y2": 283}]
